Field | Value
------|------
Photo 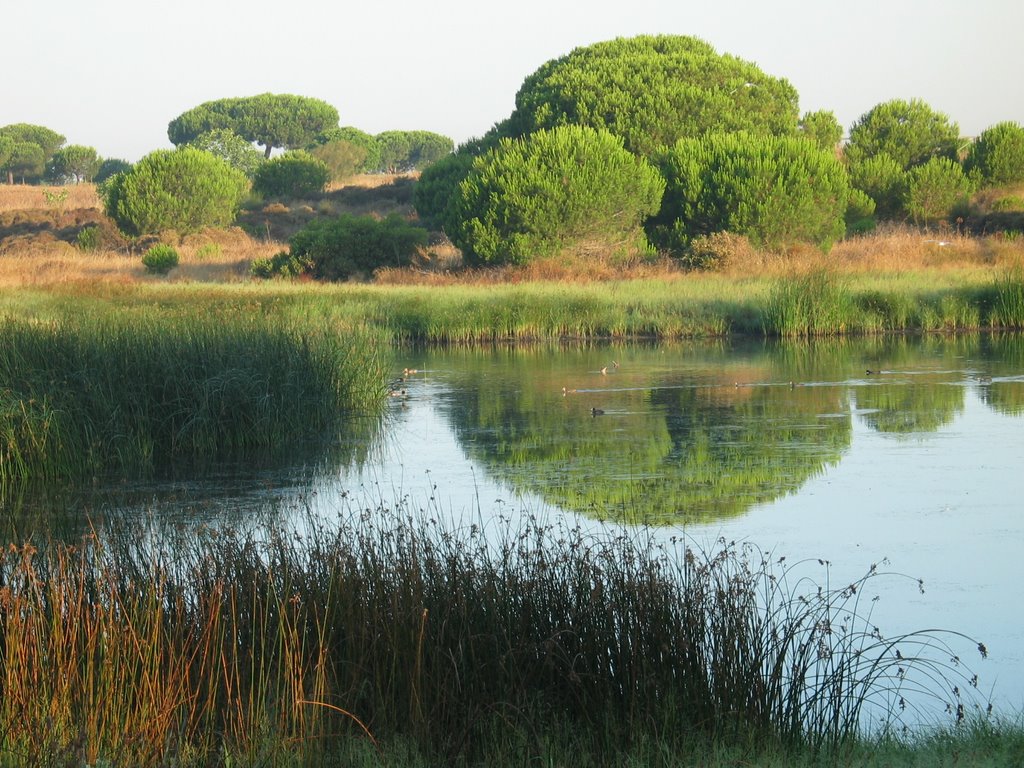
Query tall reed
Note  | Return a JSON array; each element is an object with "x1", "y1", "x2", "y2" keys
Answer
[
  {"x1": 989, "y1": 264, "x2": 1024, "y2": 329},
  {"x1": 0, "y1": 309, "x2": 389, "y2": 489},
  {"x1": 0, "y1": 505, "x2": 989, "y2": 766}
]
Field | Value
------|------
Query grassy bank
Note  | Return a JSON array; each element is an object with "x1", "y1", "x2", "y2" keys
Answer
[
  {"x1": 0, "y1": 506, "x2": 1005, "y2": 767},
  {"x1": 0, "y1": 300, "x2": 389, "y2": 489}
]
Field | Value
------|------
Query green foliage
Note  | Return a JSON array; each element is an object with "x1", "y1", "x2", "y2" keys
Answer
[
  {"x1": 288, "y1": 213, "x2": 427, "y2": 281},
  {"x1": 141, "y1": 244, "x2": 179, "y2": 275},
  {"x1": 94, "y1": 158, "x2": 132, "y2": 183},
  {"x1": 76, "y1": 226, "x2": 101, "y2": 251},
  {"x1": 763, "y1": 271, "x2": 855, "y2": 336},
  {"x1": 964, "y1": 121, "x2": 1024, "y2": 187},
  {"x1": 1, "y1": 142, "x2": 45, "y2": 184},
  {"x1": 845, "y1": 98, "x2": 959, "y2": 171},
  {"x1": 846, "y1": 152, "x2": 907, "y2": 219},
  {"x1": 168, "y1": 93, "x2": 339, "y2": 158},
  {"x1": 650, "y1": 132, "x2": 849, "y2": 254},
  {"x1": 798, "y1": 110, "x2": 843, "y2": 150},
  {"x1": 251, "y1": 150, "x2": 330, "y2": 199},
  {"x1": 375, "y1": 130, "x2": 455, "y2": 172},
  {"x1": 187, "y1": 128, "x2": 265, "y2": 176},
  {"x1": 844, "y1": 188, "x2": 877, "y2": 235},
  {"x1": 103, "y1": 147, "x2": 249, "y2": 236},
  {"x1": 309, "y1": 139, "x2": 368, "y2": 182},
  {"x1": 450, "y1": 125, "x2": 665, "y2": 266},
  {"x1": 505, "y1": 34, "x2": 800, "y2": 156},
  {"x1": 250, "y1": 249, "x2": 313, "y2": 279},
  {"x1": 0, "y1": 123, "x2": 65, "y2": 160},
  {"x1": 904, "y1": 157, "x2": 974, "y2": 225},
  {"x1": 991, "y1": 195, "x2": 1024, "y2": 212},
  {"x1": 45, "y1": 144, "x2": 101, "y2": 184},
  {"x1": 412, "y1": 152, "x2": 475, "y2": 231},
  {"x1": 682, "y1": 231, "x2": 758, "y2": 271},
  {"x1": 312, "y1": 126, "x2": 382, "y2": 172}
]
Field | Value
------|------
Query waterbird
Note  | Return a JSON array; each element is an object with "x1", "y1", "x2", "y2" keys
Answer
[
  {"x1": 591, "y1": 407, "x2": 605, "y2": 416},
  {"x1": 600, "y1": 366, "x2": 608, "y2": 375},
  {"x1": 866, "y1": 369, "x2": 880, "y2": 375},
  {"x1": 562, "y1": 387, "x2": 578, "y2": 395},
  {"x1": 403, "y1": 368, "x2": 419, "y2": 375}
]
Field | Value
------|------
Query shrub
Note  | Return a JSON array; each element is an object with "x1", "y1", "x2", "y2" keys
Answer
[
  {"x1": 309, "y1": 139, "x2": 368, "y2": 183},
  {"x1": 141, "y1": 244, "x2": 180, "y2": 275},
  {"x1": 312, "y1": 126, "x2": 381, "y2": 173},
  {"x1": 847, "y1": 152, "x2": 907, "y2": 219},
  {"x1": 649, "y1": 132, "x2": 849, "y2": 254},
  {"x1": 844, "y1": 188, "x2": 877, "y2": 235},
  {"x1": 76, "y1": 226, "x2": 101, "y2": 251},
  {"x1": 799, "y1": 110, "x2": 843, "y2": 151},
  {"x1": 964, "y1": 121, "x2": 1024, "y2": 187},
  {"x1": 449, "y1": 125, "x2": 665, "y2": 266},
  {"x1": 504, "y1": 35, "x2": 800, "y2": 157},
  {"x1": 94, "y1": 158, "x2": 132, "y2": 183},
  {"x1": 682, "y1": 231, "x2": 758, "y2": 271},
  {"x1": 252, "y1": 151, "x2": 330, "y2": 199},
  {"x1": 250, "y1": 250, "x2": 313, "y2": 279},
  {"x1": 103, "y1": 148, "x2": 249, "y2": 236},
  {"x1": 288, "y1": 213, "x2": 428, "y2": 281},
  {"x1": 412, "y1": 152, "x2": 475, "y2": 232},
  {"x1": 845, "y1": 98, "x2": 959, "y2": 171},
  {"x1": 904, "y1": 157, "x2": 974, "y2": 225}
]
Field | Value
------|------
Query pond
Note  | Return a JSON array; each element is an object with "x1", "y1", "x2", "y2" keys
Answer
[{"x1": 7, "y1": 333, "x2": 1024, "y2": 716}]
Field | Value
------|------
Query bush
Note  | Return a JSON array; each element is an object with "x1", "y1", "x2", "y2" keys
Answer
[
  {"x1": 103, "y1": 148, "x2": 249, "y2": 236},
  {"x1": 412, "y1": 152, "x2": 475, "y2": 232},
  {"x1": 76, "y1": 226, "x2": 101, "y2": 251},
  {"x1": 141, "y1": 244, "x2": 180, "y2": 275},
  {"x1": 504, "y1": 35, "x2": 800, "y2": 157},
  {"x1": 682, "y1": 231, "x2": 758, "y2": 271},
  {"x1": 844, "y1": 188, "x2": 877, "y2": 235},
  {"x1": 845, "y1": 99, "x2": 959, "y2": 171},
  {"x1": 964, "y1": 121, "x2": 1024, "y2": 187},
  {"x1": 94, "y1": 158, "x2": 131, "y2": 183},
  {"x1": 649, "y1": 132, "x2": 849, "y2": 254},
  {"x1": 904, "y1": 157, "x2": 974, "y2": 225},
  {"x1": 252, "y1": 151, "x2": 330, "y2": 199},
  {"x1": 312, "y1": 126, "x2": 381, "y2": 173},
  {"x1": 847, "y1": 152, "x2": 907, "y2": 219},
  {"x1": 288, "y1": 213, "x2": 428, "y2": 281},
  {"x1": 250, "y1": 250, "x2": 313, "y2": 279},
  {"x1": 449, "y1": 125, "x2": 665, "y2": 266},
  {"x1": 309, "y1": 139, "x2": 368, "y2": 183}
]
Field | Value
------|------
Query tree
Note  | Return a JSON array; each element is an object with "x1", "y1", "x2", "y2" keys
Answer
[
  {"x1": 847, "y1": 152, "x2": 907, "y2": 219},
  {"x1": 2, "y1": 142, "x2": 46, "y2": 184},
  {"x1": 903, "y1": 157, "x2": 973, "y2": 225},
  {"x1": 964, "y1": 121, "x2": 1024, "y2": 187},
  {"x1": 252, "y1": 151, "x2": 330, "y2": 198},
  {"x1": 449, "y1": 125, "x2": 665, "y2": 266},
  {"x1": 103, "y1": 147, "x2": 249, "y2": 235},
  {"x1": 648, "y1": 132, "x2": 850, "y2": 254},
  {"x1": 844, "y1": 99, "x2": 959, "y2": 171},
  {"x1": 168, "y1": 94, "x2": 339, "y2": 158},
  {"x1": 0, "y1": 123, "x2": 65, "y2": 159},
  {"x1": 286, "y1": 213, "x2": 428, "y2": 281},
  {"x1": 187, "y1": 128, "x2": 265, "y2": 176},
  {"x1": 312, "y1": 126, "x2": 381, "y2": 173},
  {"x1": 309, "y1": 139, "x2": 368, "y2": 183},
  {"x1": 46, "y1": 144, "x2": 102, "y2": 184},
  {"x1": 375, "y1": 130, "x2": 454, "y2": 172},
  {"x1": 799, "y1": 110, "x2": 843, "y2": 151},
  {"x1": 504, "y1": 35, "x2": 800, "y2": 157},
  {"x1": 412, "y1": 152, "x2": 476, "y2": 231},
  {"x1": 94, "y1": 158, "x2": 132, "y2": 183}
]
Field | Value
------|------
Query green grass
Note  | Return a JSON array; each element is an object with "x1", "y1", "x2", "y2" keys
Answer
[
  {"x1": 0, "y1": 505, "x2": 1002, "y2": 767},
  {"x1": 0, "y1": 299, "x2": 390, "y2": 489}
]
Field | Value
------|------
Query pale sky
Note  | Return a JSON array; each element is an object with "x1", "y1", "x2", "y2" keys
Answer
[{"x1": 2, "y1": 0, "x2": 1021, "y2": 162}]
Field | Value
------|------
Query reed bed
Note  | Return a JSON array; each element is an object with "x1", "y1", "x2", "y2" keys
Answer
[
  {"x1": 0, "y1": 505, "x2": 990, "y2": 766},
  {"x1": 0, "y1": 307, "x2": 389, "y2": 489}
]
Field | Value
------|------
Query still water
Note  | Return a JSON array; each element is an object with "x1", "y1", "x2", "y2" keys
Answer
[{"x1": 9, "y1": 334, "x2": 1024, "y2": 715}]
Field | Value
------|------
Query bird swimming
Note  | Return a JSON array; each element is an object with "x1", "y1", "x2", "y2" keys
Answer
[{"x1": 591, "y1": 407, "x2": 605, "y2": 416}]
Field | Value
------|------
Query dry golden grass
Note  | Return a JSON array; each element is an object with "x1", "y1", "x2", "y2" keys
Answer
[{"x1": 0, "y1": 183, "x2": 100, "y2": 212}]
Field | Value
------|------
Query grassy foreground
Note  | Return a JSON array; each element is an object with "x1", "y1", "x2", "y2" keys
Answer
[{"x1": 0, "y1": 505, "x2": 1010, "y2": 767}]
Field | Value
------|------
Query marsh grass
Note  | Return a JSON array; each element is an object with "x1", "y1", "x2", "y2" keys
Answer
[
  {"x1": 0, "y1": 307, "x2": 388, "y2": 489},
  {"x1": 0, "y1": 505, "x2": 992, "y2": 766}
]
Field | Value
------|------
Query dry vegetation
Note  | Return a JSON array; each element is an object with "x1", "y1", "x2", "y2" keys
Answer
[{"x1": 2, "y1": 178, "x2": 1024, "y2": 289}]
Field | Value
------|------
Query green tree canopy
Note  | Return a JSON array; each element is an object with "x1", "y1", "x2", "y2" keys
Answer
[
  {"x1": 799, "y1": 110, "x2": 843, "y2": 151},
  {"x1": 375, "y1": 130, "x2": 454, "y2": 172},
  {"x1": 847, "y1": 152, "x2": 907, "y2": 219},
  {"x1": 649, "y1": 132, "x2": 850, "y2": 254},
  {"x1": 45, "y1": 144, "x2": 102, "y2": 184},
  {"x1": 168, "y1": 94, "x2": 339, "y2": 158},
  {"x1": 309, "y1": 140, "x2": 368, "y2": 183},
  {"x1": 94, "y1": 158, "x2": 132, "y2": 183},
  {"x1": 0, "y1": 123, "x2": 65, "y2": 184},
  {"x1": 903, "y1": 157, "x2": 973, "y2": 225},
  {"x1": 312, "y1": 126, "x2": 381, "y2": 173},
  {"x1": 2, "y1": 142, "x2": 46, "y2": 184},
  {"x1": 187, "y1": 128, "x2": 266, "y2": 177},
  {"x1": 252, "y1": 151, "x2": 330, "y2": 199},
  {"x1": 964, "y1": 121, "x2": 1024, "y2": 187},
  {"x1": 412, "y1": 152, "x2": 476, "y2": 232},
  {"x1": 844, "y1": 98, "x2": 960, "y2": 171},
  {"x1": 449, "y1": 125, "x2": 665, "y2": 265},
  {"x1": 0, "y1": 123, "x2": 65, "y2": 159},
  {"x1": 504, "y1": 35, "x2": 800, "y2": 156},
  {"x1": 103, "y1": 147, "x2": 249, "y2": 236}
]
